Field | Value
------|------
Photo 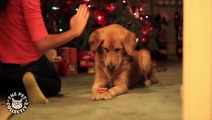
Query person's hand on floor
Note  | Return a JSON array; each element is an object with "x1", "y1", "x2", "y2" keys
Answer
[{"x1": 70, "y1": 4, "x2": 89, "y2": 37}]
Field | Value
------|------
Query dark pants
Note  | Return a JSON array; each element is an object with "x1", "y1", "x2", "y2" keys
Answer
[{"x1": 0, "y1": 55, "x2": 61, "y2": 97}]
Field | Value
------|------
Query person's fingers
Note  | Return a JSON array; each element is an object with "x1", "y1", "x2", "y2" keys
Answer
[
  {"x1": 76, "y1": 4, "x2": 83, "y2": 16},
  {"x1": 77, "y1": 4, "x2": 85, "y2": 16},
  {"x1": 84, "y1": 10, "x2": 90, "y2": 20},
  {"x1": 81, "y1": 4, "x2": 88, "y2": 18},
  {"x1": 77, "y1": 4, "x2": 88, "y2": 18}
]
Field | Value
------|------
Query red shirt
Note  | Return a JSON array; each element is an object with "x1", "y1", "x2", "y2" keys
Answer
[{"x1": 0, "y1": 0, "x2": 48, "y2": 64}]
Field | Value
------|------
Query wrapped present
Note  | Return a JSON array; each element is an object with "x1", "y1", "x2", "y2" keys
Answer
[
  {"x1": 78, "y1": 51, "x2": 95, "y2": 67},
  {"x1": 58, "y1": 47, "x2": 77, "y2": 76}
]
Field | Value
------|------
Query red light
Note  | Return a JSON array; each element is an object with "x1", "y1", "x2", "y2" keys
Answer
[
  {"x1": 142, "y1": 38, "x2": 147, "y2": 42},
  {"x1": 97, "y1": 16, "x2": 102, "y2": 21},
  {"x1": 142, "y1": 31, "x2": 147, "y2": 35}
]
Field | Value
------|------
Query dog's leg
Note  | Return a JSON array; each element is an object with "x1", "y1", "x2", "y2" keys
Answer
[
  {"x1": 144, "y1": 67, "x2": 158, "y2": 86},
  {"x1": 98, "y1": 85, "x2": 128, "y2": 100},
  {"x1": 101, "y1": 76, "x2": 129, "y2": 100},
  {"x1": 144, "y1": 75, "x2": 152, "y2": 86},
  {"x1": 109, "y1": 85, "x2": 128, "y2": 97},
  {"x1": 137, "y1": 49, "x2": 150, "y2": 86},
  {"x1": 137, "y1": 49, "x2": 158, "y2": 86},
  {"x1": 149, "y1": 68, "x2": 158, "y2": 84},
  {"x1": 90, "y1": 74, "x2": 108, "y2": 100}
]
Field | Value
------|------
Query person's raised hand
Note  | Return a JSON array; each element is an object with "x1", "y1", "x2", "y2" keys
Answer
[{"x1": 70, "y1": 4, "x2": 89, "y2": 37}]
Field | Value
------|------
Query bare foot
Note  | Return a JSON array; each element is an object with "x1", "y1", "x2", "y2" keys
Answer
[
  {"x1": 0, "y1": 102, "x2": 12, "y2": 120},
  {"x1": 23, "y1": 72, "x2": 48, "y2": 104}
]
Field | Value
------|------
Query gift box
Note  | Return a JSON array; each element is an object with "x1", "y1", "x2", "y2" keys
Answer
[
  {"x1": 58, "y1": 47, "x2": 77, "y2": 76},
  {"x1": 78, "y1": 51, "x2": 95, "y2": 67}
]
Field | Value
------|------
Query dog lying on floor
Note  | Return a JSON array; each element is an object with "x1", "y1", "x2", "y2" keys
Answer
[{"x1": 89, "y1": 24, "x2": 157, "y2": 100}]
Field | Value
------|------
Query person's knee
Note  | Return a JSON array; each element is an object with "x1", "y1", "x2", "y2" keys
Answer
[
  {"x1": 54, "y1": 83, "x2": 61, "y2": 95},
  {"x1": 45, "y1": 83, "x2": 61, "y2": 97}
]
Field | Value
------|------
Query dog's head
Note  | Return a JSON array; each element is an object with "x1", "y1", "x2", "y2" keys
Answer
[{"x1": 89, "y1": 24, "x2": 136, "y2": 72}]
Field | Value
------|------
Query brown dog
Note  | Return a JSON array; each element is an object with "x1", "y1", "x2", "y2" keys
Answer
[{"x1": 89, "y1": 24, "x2": 157, "y2": 100}]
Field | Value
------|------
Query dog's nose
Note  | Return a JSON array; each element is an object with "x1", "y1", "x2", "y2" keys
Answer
[{"x1": 107, "y1": 63, "x2": 115, "y2": 71}]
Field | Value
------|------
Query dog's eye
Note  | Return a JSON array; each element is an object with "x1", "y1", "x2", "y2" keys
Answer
[
  {"x1": 103, "y1": 47, "x2": 109, "y2": 52},
  {"x1": 115, "y1": 48, "x2": 121, "y2": 52}
]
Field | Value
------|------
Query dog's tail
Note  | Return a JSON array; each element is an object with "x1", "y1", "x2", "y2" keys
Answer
[
  {"x1": 138, "y1": 49, "x2": 151, "y2": 73},
  {"x1": 137, "y1": 49, "x2": 157, "y2": 86}
]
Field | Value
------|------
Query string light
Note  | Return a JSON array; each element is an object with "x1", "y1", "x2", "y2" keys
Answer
[
  {"x1": 142, "y1": 38, "x2": 147, "y2": 42},
  {"x1": 97, "y1": 16, "x2": 102, "y2": 21},
  {"x1": 47, "y1": 0, "x2": 154, "y2": 47},
  {"x1": 136, "y1": 38, "x2": 139, "y2": 42},
  {"x1": 52, "y1": 6, "x2": 60, "y2": 10},
  {"x1": 142, "y1": 31, "x2": 147, "y2": 35},
  {"x1": 67, "y1": 1, "x2": 71, "y2": 5},
  {"x1": 133, "y1": 13, "x2": 136, "y2": 16}
]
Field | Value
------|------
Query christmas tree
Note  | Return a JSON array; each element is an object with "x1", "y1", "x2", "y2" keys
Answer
[{"x1": 41, "y1": 0, "x2": 159, "y2": 52}]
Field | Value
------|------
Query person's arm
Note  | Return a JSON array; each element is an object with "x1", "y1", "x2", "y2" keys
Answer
[
  {"x1": 35, "y1": 4, "x2": 89, "y2": 52},
  {"x1": 23, "y1": 0, "x2": 89, "y2": 52}
]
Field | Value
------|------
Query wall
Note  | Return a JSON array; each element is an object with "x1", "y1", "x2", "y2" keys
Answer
[
  {"x1": 183, "y1": 0, "x2": 212, "y2": 119},
  {"x1": 152, "y1": 5, "x2": 182, "y2": 55}
]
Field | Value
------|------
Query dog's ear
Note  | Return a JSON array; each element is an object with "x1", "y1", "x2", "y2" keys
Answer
[
  {"x1": 121, "y1": 29, "x2": 136, "y2": 56},
  {"x1": 88, "y1": 29, "x2": 103, "y2": 52}
]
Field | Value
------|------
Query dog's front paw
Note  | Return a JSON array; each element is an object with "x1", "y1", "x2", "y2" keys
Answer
[
  {"x1": 89, "y1": 92, "x2": 113, "y2": 100},
  {"x1": 100, "y1": 92, "x2": 113, "y2": 100},
  {"x1": 89, "y1": 93, "x2": 102, "y2": 101}
]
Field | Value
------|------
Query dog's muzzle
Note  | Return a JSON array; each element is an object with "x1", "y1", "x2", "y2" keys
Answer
[{"x1": 107, "y1": 63, "x2": 115, "y2": 72}]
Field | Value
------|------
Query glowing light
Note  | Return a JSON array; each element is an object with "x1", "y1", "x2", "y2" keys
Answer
[
  {"x1": 76, "y1": 8, "x2": 79, "y2": 11},
  {"x1": 52, "y1": 6, "x2": 60, "y2": 10},
  {"x1": 67, "y1": 1, "x2": 71, "y2": 4},
  {"x1": 134, "y1": 13, "x2": 136, "y2": 16},
  {"x1": 88, "y1": 5, "x2": 91, "y2": 8},
  {"x1": 105, "y1": 4, "x2": 116, "y2": 12},
  {"x1": 84, "y1": 0, "x2": 90, "y2": 2},
  {"x1": 95, "y1": 11, "x2": 107, "y2": 25},
  {"x1": 97, "y1": 16, "x2": 102, "y2": 21},
  {"x1": 142, "y1": 38, "x2": 147, "y2": 42},
  {"x1": 145, "y1": 15, "x2": 149, "y2": 19},
  {"x1": 142, "y1": 31, "x2": 147, "y2": 35},
  {"x1": 59, "y1": 29, "x2": 63, "y2": 32},
  {"x1": 136, "y1": 38, "x2": 139, "y2": 42},
  {"x1": 140, "y1": 17, "x2": 143, "y2": 20},
  {"x1": 123, "y1": 0, "x2": 126, "y2": 3}
]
